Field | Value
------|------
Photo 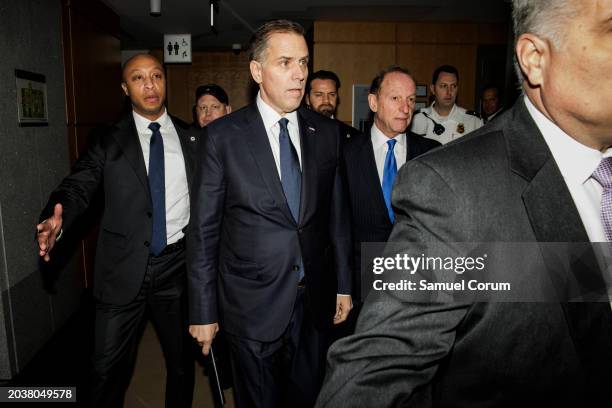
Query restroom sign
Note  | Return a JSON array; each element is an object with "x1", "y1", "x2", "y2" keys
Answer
[{"x1": 163, "y1": 34, "x2": 192, "y2": 63}]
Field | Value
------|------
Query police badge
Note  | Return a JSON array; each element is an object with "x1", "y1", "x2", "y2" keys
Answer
[{"x1": 457, "y1": 123, "x2": 465, "y2": 134}]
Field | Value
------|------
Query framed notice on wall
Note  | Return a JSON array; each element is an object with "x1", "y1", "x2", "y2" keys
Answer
[{"x1": 15, "y1": 69, "x2": 48, "y2": 126}]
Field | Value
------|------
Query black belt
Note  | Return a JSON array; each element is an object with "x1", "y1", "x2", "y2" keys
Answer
[{"x1": 153, "y1": 237, "x2": 185, "y2": 257}]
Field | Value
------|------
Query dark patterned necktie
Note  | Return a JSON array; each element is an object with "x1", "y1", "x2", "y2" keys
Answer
[
  {"x1": 148, "y1": 122, "x2": 166, "y2": 255},
  {"x1": 278, "y1": 118, "x2": 301, "y2": 223}
]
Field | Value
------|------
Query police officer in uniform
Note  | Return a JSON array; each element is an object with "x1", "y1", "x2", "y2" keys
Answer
[{"x1": 411, "y1": 64, "x2": 482, "y2": 145}]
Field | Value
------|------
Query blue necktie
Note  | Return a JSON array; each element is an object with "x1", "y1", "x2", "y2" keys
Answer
[
  {"x1": 279, "y1": 118, "x2": 301, "y2": 223},
  {"x1": 382, "y1": 139, "x2": 398, "y2": 223},
  {"x1": 148, "y1": 122, "x2": 166, "y2": 255},
  {"x1": 279, "y1": 118, "x2": 304, "y2": 281}
]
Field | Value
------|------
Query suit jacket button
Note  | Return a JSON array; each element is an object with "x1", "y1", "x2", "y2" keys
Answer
[
  {"x1": 298, "y1": 228, "x2": 303, "y2": 234},
  {"x1": 146, "y1": 212, "x2": 152, "y2": 218},
  {"x1": 144, "y1": 241, "x2": 150, "y2": 247},
  {"x1": 293, "y1": 265, "x2": 300, "y2": 271}
]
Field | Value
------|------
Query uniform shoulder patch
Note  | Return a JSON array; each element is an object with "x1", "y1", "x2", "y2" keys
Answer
[{"x1": 465, "y1": 110, "x2": 481, "y2": 119}]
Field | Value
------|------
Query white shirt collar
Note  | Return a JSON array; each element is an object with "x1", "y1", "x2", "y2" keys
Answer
[
  {"x1": 431, "y1": 102, "x2": 457, "y2": 121},
  {"x1": 132, "y1": 108, "x2": 170, "y2": 135},
  {"x1": 524, "y1": 95, "x2": 612, "y2": 186},
  {"x1": 370, "y1": 122, "x2": 406, "y2": 150},
  {"x1": 256, "y1": 92, "x2": 299, "y2": 132}
]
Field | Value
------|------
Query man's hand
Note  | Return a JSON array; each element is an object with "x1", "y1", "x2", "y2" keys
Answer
[
  {"x1": 36, "y1": 203, "x2": 63, "y2": 262},
  {"x1": 189, "y1": 323, "x2": 219, "y2": 356},
  {"x1": 333, "y1": 295, "x2": 353, "y2": 325}
]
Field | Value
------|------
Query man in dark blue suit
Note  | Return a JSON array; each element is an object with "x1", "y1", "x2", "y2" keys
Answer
[
  {"x1": 343, "y1": 66, "x2": 440, "y2": 302},
  {"x1": 187, "y1": 20, "x2": 352, "y2": 408}
]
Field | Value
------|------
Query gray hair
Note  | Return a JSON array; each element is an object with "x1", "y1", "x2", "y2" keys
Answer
[
  {"x1": 248, "y1": 19, "x2": 305, "y2": 63},
  {"x1": 512, "y1": 0, "x2": 577, "y2": 82}
]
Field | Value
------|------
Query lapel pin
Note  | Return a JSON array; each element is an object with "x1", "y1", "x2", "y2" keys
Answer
[
  {"x1": 190, "y1": 136, "x2": 196, "y2": 141},
  {"x1": 308, "y1": 126, "x2": 316, "y2": 132}
]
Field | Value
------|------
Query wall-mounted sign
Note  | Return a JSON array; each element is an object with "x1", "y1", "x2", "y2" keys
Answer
[
  {"x1": 416, "y1": 85, "x2": 428, "y2": 97},
  {"x1": 15, "y1": 69, "x2": 48, "y2": 126},
  {"x1": 163, "y1": 34, "x2": 192, "y2": 63}
]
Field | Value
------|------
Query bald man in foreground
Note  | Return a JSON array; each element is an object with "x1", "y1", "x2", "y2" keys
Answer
[{"x1": 36, "y1": 54, "x2": 197, "y2": 407}]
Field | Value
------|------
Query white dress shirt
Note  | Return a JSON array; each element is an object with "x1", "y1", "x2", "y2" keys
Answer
[
  {"x1": 411, "y1": 103, "x2": 483, "y2": 145},
  {"x1": 370, "y1": 123, "x2": 407, "y2": 185},
  {"x1": 256, "y1": 92, "x2": 302, "y2": 177},
  {"x1": 133, "y1": 109, "x2": 189, "y2": 245}
]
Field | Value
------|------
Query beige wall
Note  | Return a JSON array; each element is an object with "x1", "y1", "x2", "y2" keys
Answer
[{"x1": 313, "y1": 21, "x2": 508, "y2": 124}]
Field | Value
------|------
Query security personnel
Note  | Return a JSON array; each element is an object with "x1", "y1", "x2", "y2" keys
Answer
[{"x1": 411, "y1": 64, "x2": 482, "y2": 144}]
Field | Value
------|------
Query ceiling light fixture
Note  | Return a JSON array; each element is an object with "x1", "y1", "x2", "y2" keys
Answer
[{"x1": 150, "y1": 0, "x2": 161, "y2": 16}]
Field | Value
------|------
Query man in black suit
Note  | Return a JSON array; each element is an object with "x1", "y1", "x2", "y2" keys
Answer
[
  {"x1": 343, "y1": 66, "x2": 440, "y2": 303},
  {"x1": 188, "y1": 20, "x2": 352, "y2": 408},
  {"x1": 36, "y1": 53, "x2": 196, "y2": 408},
  {"x1": 480, "y1": 83, "x2": 504, "y2": 124},
  {"x1": 317, "y1": 0, "x2": 612, "y2": 406},
  {"x1": 305, "y1": 70, "x2": 361, "y2": 141}
]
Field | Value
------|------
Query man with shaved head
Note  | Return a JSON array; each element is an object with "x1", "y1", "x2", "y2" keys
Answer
[{"x1": 36, "y1": 53, "x2": 197, "y2": 407}]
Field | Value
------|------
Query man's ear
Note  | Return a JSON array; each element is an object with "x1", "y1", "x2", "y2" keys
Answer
[
  {"x1": 250, "y1": 60, "x2": 263, "y2": 84},
  {"x1": 367, "y1": 93, "x2": 378, "y2": 113},
  {"x1": 429, "y1": 84, "x2": 435, "y2": 97},
  {"x1": 226, "y1": 105, "x2": 232, "y2": 114},
  {"x1": 516, "y1": 33, "x2": 549, "y2": 87},
  {"x1": 121, "y1": 82, "x2": 129, "y2": 96}
]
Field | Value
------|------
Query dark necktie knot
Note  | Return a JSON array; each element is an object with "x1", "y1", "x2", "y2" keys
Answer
[
  {"x1": 278, "y1": 118, "x2": 289, "y2": 133},
  {"x1": 148, "y1": 122, "x2": 161, "y2": 133},
  {"x1": 592, "y1": 157, "x2": 612, "y2": 189}
]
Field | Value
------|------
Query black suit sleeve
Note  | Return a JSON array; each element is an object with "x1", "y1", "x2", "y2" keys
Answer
[
  {"x1": 330, "y1": 125, "x2": 353, "y2": 295},
  {"x1": 187, "y1": 128, "x2": 224, "y2": 325},
  {"x1": 40, "y1": 128, "x2": 106, "y2": 231},
  {"x1": 316, "y1": 159, "x2": 469, "y2": 407}
]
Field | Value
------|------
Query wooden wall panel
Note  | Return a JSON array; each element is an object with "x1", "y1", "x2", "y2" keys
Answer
[
  {"x1": 160, "y1": 51, "x2": 252, "y2": 123},
  {"x1": 314, "y1": 43, "x2": 395, "y2": 123},
  {"x1": 62, "y1": 0, "x2": 122, "y2": 287},
  {"x1": 314, "y1": 22, "x2": 395, "y2": 43},
  {"x1": 396, "y1": 22, "x2": 506, "y2": 44},
  {"x1": 313, "y1": 21, "x2": 507, "y2": 115}
]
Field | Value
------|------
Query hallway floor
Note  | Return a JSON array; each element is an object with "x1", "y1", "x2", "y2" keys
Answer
[{"x1": 6, "y1": 291, "x2": 235, "y2": 407}]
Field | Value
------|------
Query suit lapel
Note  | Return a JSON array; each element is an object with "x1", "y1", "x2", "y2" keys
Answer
[
  {"x1": 297, "y1": 109, "x2": 317, "y2": 225},
  {"x1": 244, "y1": 104, "x2": 297, "y2": 225},
  {"x1": 510, "y1": 99, "x2": 607, "y2": 295},
  {"x1": 508, "y1": 99, "x2": 610, "y2": 371},
  {"x1": 112, "y1": 115, "x2": 150, "y2": 197},
  {"x1": 171, "y1": 115, "x2": 196, "y2": 192}
]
